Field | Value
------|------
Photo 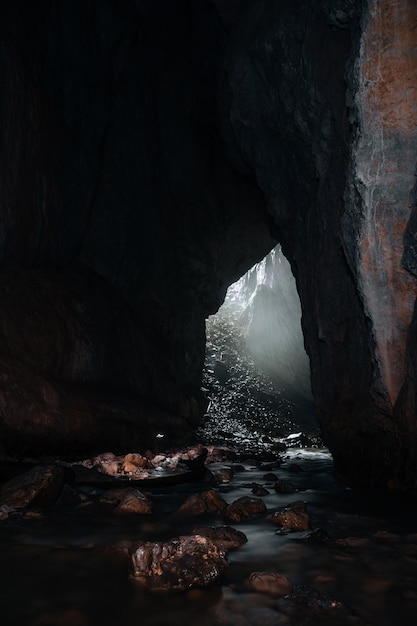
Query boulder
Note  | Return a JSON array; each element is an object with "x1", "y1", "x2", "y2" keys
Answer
[
  {"x1": 0, "y1": 465, "x2": 64, "y2": 508},
  {"x1": 99, "y1": 488, "x2": 152, "y2": 515},
  {"x1": 192, "y1": 526, "x2": 247, "y2": 551},
  {"x1": 123, "y1": 453, "x2": 148, "y2": 473},
  {"x1": 248, "y1": 572, "x2": 293, "y2": 598},
  {"x1": 202, "y1": 490, "x2": 228, "y2": 512},
  {"x1": 222, "y1": 496, "x2": 266, "y2": 522},
  {"x1": 269, "y1": 501, "x2": 310, "y2": 531},
  {"x1": 274, "y1": 479, "x2": 297, "y2": 494},
  {"x1": 130, "y1": 535, "x2": 227, "y2": 592},
  {"x1": 177, "y1": 494, "x2": 208, "y2": 516}
]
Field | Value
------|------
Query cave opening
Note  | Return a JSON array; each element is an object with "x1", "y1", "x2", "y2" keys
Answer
[{"x1": 198, "y1": 245, "x2": 322, "y2": 454}]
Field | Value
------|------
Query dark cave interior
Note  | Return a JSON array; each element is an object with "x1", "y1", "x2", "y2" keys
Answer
[
  {"x1": 1, "y1": 1, "x2": 417, "y2": 624},
  {"x1": 1, "y1": 0, "x2": 417, "y2": 492}
]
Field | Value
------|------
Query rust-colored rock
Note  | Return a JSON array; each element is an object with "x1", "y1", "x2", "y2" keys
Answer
[
  {"x1": 0, "y1": 465, "x2": 64, "y2": 508},
  {"x1": 222, "y1": 496, "x2": 266, "y2": 523},
  {"x1": 130, "y1": 535, "x2": 227, "y2": 592},
  {"x1": 270, "y1": 501, "x2": 310, "y2": 532},
  {"x1": 192, "y1": 526, "x2": 247, "y2": 551},
  {"x1": 248, "y1": 572, "x2": 293, "y2": 598},
  {"x1": 99, "y1": 488, "x2": 152, "y2": 515}
]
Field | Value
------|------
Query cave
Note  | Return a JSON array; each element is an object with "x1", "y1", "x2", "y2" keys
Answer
[
  {"x1": 0, "y1": 0, "x2": 415, "y2": 492},
  {"x1": 1, "y1": 1, "x2": 417, "y2": 623}
]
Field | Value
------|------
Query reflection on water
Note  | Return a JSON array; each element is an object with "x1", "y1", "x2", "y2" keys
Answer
[{"x1": 1, "y1": 449, "x2": 417, "y2": 625}]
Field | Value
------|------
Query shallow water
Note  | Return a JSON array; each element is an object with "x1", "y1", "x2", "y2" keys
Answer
[{"x1": 1, "y1": 449, "x2": 417, "y2": 626}]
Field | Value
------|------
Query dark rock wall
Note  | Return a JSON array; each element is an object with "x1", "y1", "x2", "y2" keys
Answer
[
  {"x1": 0, "y1": 0, "x2": 274, "y2": 454},
  {"x1": 217, "y1": 0, "x2": 417, "y2": 489},
  {"x1": 1, "y1": 0, "x2": 417, "y2": 492}
]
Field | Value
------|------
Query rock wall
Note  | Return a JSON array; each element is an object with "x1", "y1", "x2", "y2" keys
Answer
[
  {"x1": 218, "y1": 0, "x2": 417, "y2": 489},
  {"x1": 0, "y1": 0, "x2": 417, "y2": 492},
  {"x1": 0, "y1": 0, "x2": 274, "y2": 454}
]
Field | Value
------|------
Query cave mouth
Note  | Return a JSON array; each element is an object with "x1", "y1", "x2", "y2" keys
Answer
[{"x1": 198, "y1": 245, "x2": 322, "y2": 454}]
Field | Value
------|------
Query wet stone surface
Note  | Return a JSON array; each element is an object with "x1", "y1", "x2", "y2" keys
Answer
[{"x1": 0, "y1": 446, "x2": 417, "y2": 625}]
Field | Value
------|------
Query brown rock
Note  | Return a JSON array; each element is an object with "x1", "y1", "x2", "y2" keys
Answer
[
  {"x1": 274, "y1": 479, "x2": 297, "y2": 494},
  {"x1": 202, "y1": 490, "x2": 227, "y2": 512},
  {"x1": 248, "y1": 572, "x2": 293, "y2": 598},
  {"x1": 123, "y1": 453, "x2": 148, "y2": 473},
  {"x1": 223, "y1": 496, "x2": 266, "y2": 522},
  {"x1": 98, "y1": 461, "x2": 120, "y2": 476},
  {"x1": 211, "y1": 468, "x2": 234, "y2": 484},
  {"x1": 270, "y1": 501, "x2": 310, "y2": 531},
  {"x1": 192, "y1": 526, "x2": 247, "y2": 551},
  {"x1": 0, "y1": 465, "x2": 64, "y2": 508},
  {"x1": 178, "y1": 493, "x2": 207, "y2": 515},
  {"x1": 263, "y1": 472, "x2": 279, "y2": 482},
  {"x1": 130, "y1": 534, "x2": 227, "y2": 592},
  {"x1": 99, "y1": 488, "x2": 152, "y2": 515}
]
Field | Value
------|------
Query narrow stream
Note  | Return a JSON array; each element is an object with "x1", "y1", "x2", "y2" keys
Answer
[{"x1": 1, "y1": 447, "x2": 417, "y2": 626}]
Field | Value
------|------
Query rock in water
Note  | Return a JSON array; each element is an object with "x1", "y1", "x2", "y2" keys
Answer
[
  {"x1": 269, "y1": 501, "x2": 311, "y2": 531},
  {"x1": 0, "y1": 465, "x2": 64, "y2": 508},
  {"x1": 192, "y1": 526, "x2": 248, "y2": 551},
  {"x1": 222, "y1": 496, "x2": 266, "y2": 522},
  {"x1": 99, "y1": 488, "x2": 152, "y2": 515},
  {"x1": 130, "y1": 535, "x2": 227, "y2": 592},
  {"x1": 248, "y1": 572, "x2": 293, "y2": 598}
]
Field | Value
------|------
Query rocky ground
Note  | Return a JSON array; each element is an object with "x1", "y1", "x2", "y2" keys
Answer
[
  {"x1": 199, "y1": 301, "x2": 322, "y2": 455},
  {"x1": 1, "y1": 443, "x2": 417, "y2": 626}
]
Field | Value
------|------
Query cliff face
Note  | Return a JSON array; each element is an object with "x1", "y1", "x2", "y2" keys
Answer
[{"x1": 0, "y1": 0, "x2": 417, "y2": 491}]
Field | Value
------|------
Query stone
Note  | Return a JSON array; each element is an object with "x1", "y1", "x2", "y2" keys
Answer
[
  {"x1": 192, "y1": 526, "x2": 247, "y2": 551},
  {"x1": 274, "y1": 479, "x2": 297, "y2": 494},
  {"x1": 99, "y1": 488, "x2": 152, "y2": 515},
  {"x1": 211, "y1": 468, "x2": 234, "y2": 484},
  {"x1": 263, "y1": 472, "x2": 279, "y2": 482},
  {"x1": 248, "y1": 572, "x2": 293, "y2": 598},
  {"x1": 222, "y1": 496, "x2": 267, "y2": 523},
  {"x1": 251, "y1": 484, "x2": 269, "y2": 496},
  {"x1": 97, "y1": 461, "x2": 120, "y2": 476},
  {"x1": 296, "y1": 528, "x2": 330, "y2": 544},
  {"x1": 177, "y1": 494, "x2": 208, "y2": 516},
  {"x1": 123, "y1": 453, "x2": 148, "y2": 473},
  {"x1": 0, "y1": 465, "x2": 64, "y2": 508},
  {"x1": 335, "y1": 537, "x2": 371, "y2": 548},
  {"x1": 287, "y1": 463, "x2": 304, "y2": 473},
  {"x1": 270, "y1": 501, "x2": 310, "y2": 531},
  {"x1": 202, "y1": 490, "x2": 228, "y2": 512},
  {"x1": 130, "y1": 535, "x2": 227, "y2": 592}
]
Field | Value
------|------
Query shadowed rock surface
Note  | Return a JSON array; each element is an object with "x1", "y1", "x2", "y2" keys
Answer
[{"x1": 0, "y1": 0, "x2": 416, "y2": 494}]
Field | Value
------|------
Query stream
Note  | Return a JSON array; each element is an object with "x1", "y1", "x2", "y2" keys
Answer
[{"x1": 1, "y1": 446, "x2": 417, "y2": 626}]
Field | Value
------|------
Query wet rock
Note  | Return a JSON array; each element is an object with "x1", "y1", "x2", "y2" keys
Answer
[
  {"x1": 94, "y1": 452, "x2": 116, "y2": 464},
  {"x1": 99, "y1": 488, "x2": 152, "y2": 515},
  {"x1": 222, "y1": 496, "x2": 266, "y2": 522},
  {"x1": 296, "y1": 528, "x2": 330, "y2": 544},
  {"x1": 177, "y1": 493, "x2": 208, "y2": 515},
  {"x1": 248, "y1": 572, "x2": 293, "y2": 598},
  {"x1": 212, "y1": 468, "x2": 234, "y2": 484},
  {"x1": 202, "y1": 490, "x2": 228, "y2": 512},
  {"x1": 286, "y1": 463, "x2": 304, "y2": 473},
  {"x1": 269, "y1": 501, "x2": 310, "y2": 531},
  {"x1": 274, "y1": 479, "x2": 297, "y2": 494},
  {"x1": 130, "y1": 534, "x2": 227, "y2": 592},
  {"x1": 263, "y1": 472, "x2": 279, "y2": 482},
  {"x1": 251, "y1": 484, "x2": 269, "y2": 496},
  {"x1": 0, "y1": 465, "x2": 64, "y2": 508},
  {"x1": 192, "y1": 526, "x2": 248, "y2": 551},
  {"x1": 123, "y1": 453, "x2": 148, "y2": 473},
  {"x1": 97, "y1": 461, "x2": 120, "y2": 476}
]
